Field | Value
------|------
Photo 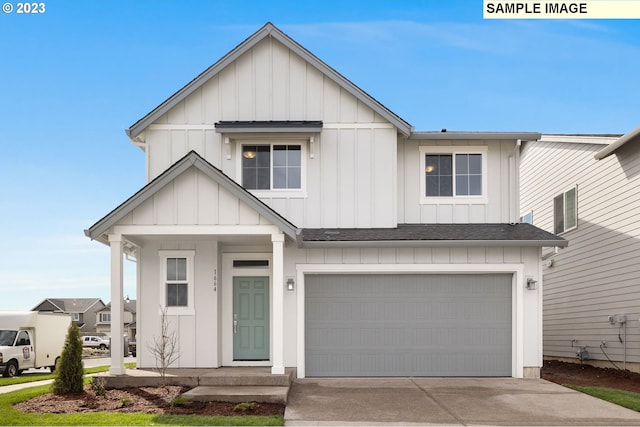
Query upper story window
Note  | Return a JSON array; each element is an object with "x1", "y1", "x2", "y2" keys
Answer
[
  {"x1": 70, "y1": 313, "x2": 80, "y2": 322},
  {"x1": 520, "y1": 211, "x2": 533, "y2": 224},
  {"x1": 554, "y1": 186, "x2": 577, "y2": 234},
  {"x1": 242, "y1": 144, "x2": 301, "y2": 190},
  {"x1": 99, "y1": 313, "x2": 111, "y2": 323},
  {"x1": 419, "y1": 146, "x2": 487, "y2": 204},
  {"x1": 159, "y1": 250, "x2": 195, "y2": 315}
]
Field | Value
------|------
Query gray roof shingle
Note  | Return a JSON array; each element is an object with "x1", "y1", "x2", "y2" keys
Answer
[{"x1": 301, "y1": 223, "x2": 567, "y2": 247}]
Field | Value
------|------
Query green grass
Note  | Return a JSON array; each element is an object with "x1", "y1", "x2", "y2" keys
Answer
[
  {"x1": 0, "y1": 381, "x2": 283, "y2": 426},
  {"x1": 0, "y1": 364, "x2": 136, "y2": 387},
  {"x1": 567, "y1": 385, "x2": 640, "y2": 412}
]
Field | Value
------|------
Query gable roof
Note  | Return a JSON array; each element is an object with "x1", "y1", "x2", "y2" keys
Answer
[
  {"x1": 594, "y1": 125, "x2": 640, "y2": 160},
  {"x1": 32, "y1": 298, "x2": 104, "y2": 313},
  {"x1": 301, "y1": 223, "x2": 567, "y2": 248},
  {"x1": 126, "y1": 22, "x2": 412, "y2": 139},
  {"x1": 84, "y1": 150, "x2": 298, "y2": 242},
  {"x1": 100, "y1": 299, "x2": 137, "y2": 313}
]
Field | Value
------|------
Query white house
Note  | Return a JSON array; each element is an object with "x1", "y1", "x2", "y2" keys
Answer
[
  {"x1": 520, "y1": 129, "x2": 640, "y2": 371},
  {"x1": 85, "y1": 23, "x2": 565, "y2": 378}
]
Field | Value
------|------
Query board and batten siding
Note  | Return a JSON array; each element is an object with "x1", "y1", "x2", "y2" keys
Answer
[
  {"x1": 520, "y1": 138, "x2": 640, "y2": 365},
  {"x1": 118, "y1": 167, "x2": 273, "y2": 227},
  {"x1": 280, "y1": 245, "x2": 542, "y2": 369},
  {"x1": 398, "y1": 138, "x2": 518, "y2": 224},
  {"x1": 137, "y1": 240, "x2": 219, "y2": 369},
  {"x1": 142, "y1": 35, "x2": 397, "y2": 229}
]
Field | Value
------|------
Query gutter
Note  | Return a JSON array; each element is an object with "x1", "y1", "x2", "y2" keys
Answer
[
  {"x1": 594, "y1": 125, "x2": 640, "y2": 160},
  {"x1": 298, "y1": 239, "x2": 568, "y2": 249}
]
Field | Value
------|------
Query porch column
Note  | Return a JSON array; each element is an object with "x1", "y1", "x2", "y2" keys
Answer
[
  {"x1": 271, "y1": 233, "x2": 285, "y2": 375},
  {"x1": 108, "y1": 234, "x2": 125, "y2": 375}
]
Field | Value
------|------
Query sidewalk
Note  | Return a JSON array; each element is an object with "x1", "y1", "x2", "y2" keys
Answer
[{"x1": 0, "y1": 357, "x2": 135, "y2": 394}]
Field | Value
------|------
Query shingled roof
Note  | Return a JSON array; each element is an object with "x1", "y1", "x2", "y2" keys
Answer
[{"x1": 300, "y1": 223, "x2": 567, "y2": 247}]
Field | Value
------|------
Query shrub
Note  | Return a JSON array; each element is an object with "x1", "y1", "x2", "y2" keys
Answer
[
  {"x1": 170, "y1": 396, "x2": 190, "y2": 407},
  {"x1": 51, "y1": 323, "x2": 84, "y2": 394},
  {"x1": 234, "y1": 402, "x2": 256, "y2": 412},
  {"x1": 120, "y1": 397, "x2": 132, "y2": 407},
  {"x1": 91, "y1": 376, "x2": 107, "y2": 397}
]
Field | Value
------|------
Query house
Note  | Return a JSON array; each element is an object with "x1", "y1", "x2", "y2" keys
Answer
[
  {"x1": 32, "y1": 298, "x2": 106, "y2": 334},
  {"x1": 85, "y1": 23, "x2": 565, "y2": 378},
  {"x1": 520, "y1": 129, "x2": 640, "y2": 372},
  {"x1": 95, "y1": 299, "x2": 137, "y2": 341}
]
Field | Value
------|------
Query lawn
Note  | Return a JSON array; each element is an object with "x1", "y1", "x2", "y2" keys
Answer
[
  {"x1": 567, "y1": 385, "x2": 640, "y2": 412},
  {"x1": 0, "y1": 381, "x2": 283, "y2": 426},
  {"x1": 0, "y1": 365, "x2": 283, "y2": 425},
  {"x1": 0, "y1": 364, "x2": 135, "y2": 387}
]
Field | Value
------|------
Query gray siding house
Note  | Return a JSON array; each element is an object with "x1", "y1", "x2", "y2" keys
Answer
[
  {"x1": 86, "y1": 23, "x2": 565, "y2": 378},
  {"x1": 520, "y1": 128, "x2": 640, "y2": 371},
  {"x1": 95, "y1": 299, "x2": 137, "y2": 341},
  {"x1": 32, "y1": 298, "x2": 106, "y2": 334}
]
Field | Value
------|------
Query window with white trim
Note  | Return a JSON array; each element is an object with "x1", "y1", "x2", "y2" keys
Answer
[
  {"x1": 159, "y1": 250, "x2": 195, "y2": 314},
  {"x1": 70, "y1": 313, "x2": 80, "y2": 321},
  {"x1": 99, "y1": 313, "x2": 111, "y2": 323},
  {"x1": 419, "y1": 146, "x2": 487, "y2": 203},
  {"x1": 554, "y1": 186, "x2": 577, "y2": 234},
  {"x1": 520, "y1": 211, "x2": 533, "y2": 224},
  {"x1": 240, "y1": 142, "x2": 303, "y2": 191}
]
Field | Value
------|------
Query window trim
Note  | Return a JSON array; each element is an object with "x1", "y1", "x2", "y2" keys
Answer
[
  {"x1": 554, "y1": 186, "x2": 578, "y2": 235},
  {"x1": 70, "y1": 313, "x2": 80, "y2": 322},
  {"x1": 159, "y1": 250, "x2": 195, "y2": 315},
  {"x1": 419, "y1": 146, "x2": 488, "y2": 204},
  {"x1": 235, "y1": 138, "x2": 308, "y2": 198},
  {"x1": 520, "y1": 211, "x2": 533, "y2": 224},
  {"x1": 99, "y1": 312, "x2": 111, "y2": 323}
]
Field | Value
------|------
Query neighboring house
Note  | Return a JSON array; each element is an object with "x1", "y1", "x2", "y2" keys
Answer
[
  {"x1": 95, "y1": 299, "x2": 137, "y2": 341},
  {"x1": 85, "y1": 23, "x2": 565, "y2": 378},
  {"x1": 520, "y1": 129, "x2": 640, "y2": 371},
  {"x1": 32, "y1": 298, "x2": 106, "y2": 334}
]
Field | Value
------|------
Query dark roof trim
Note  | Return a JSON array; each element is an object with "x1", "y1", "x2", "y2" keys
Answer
[
  {"x1": 300, "y1": 223, "x2": 567, "y2": 248},
  {"x1": 595, "y1": 125, "x2": 640, "y2": 160},
  {"x1": 410, "y1": 131, "x2": 541, "y2": 141},
  {"x1": 85, "y1": 151, "x2": 298, "y2": 241},
  {"x1": 127, "y1": 23, "x2": 412, "y2": 138},
  {"x1": 215, "y1": 120, "x2": 323, "y2": 133}
]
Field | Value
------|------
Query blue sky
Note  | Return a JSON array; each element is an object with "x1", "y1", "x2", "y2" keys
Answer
[{"x1": 0, "y1": 0, "x2": 638, "y2": 311}]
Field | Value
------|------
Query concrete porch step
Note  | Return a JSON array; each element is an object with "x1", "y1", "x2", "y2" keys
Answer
[
  {"x1": 198, "y1": 367, "x2": 294, "y2": 387},
  {"x1": 181, "y1": 385, "x2": 290, "y2": 404}
]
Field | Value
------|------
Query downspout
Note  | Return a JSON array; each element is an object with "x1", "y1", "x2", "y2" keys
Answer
[{"x1": 509, "y1": 139, "x2": 522, "y2": 223}]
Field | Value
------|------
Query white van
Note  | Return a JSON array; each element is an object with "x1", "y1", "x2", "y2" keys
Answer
[{"x1": 0, "y1": 311, "x2": 71, "y2": 377}]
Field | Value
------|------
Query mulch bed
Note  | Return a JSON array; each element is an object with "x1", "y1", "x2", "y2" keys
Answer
[
  {"x1": 14, "y1": 384, "x2": 285, "y2": 416},
  {"x1": 542, "y1": 359, "x2": 640, "y2": 394}
]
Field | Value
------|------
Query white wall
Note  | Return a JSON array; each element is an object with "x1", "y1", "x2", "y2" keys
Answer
[
  {"x1": 142, "y1": 36, "x2": 398, "y2": 229},
  {"x1": 398, "y1": 138, "x2": 518, "y2": 224},
  {"x1": 137, "y1": 240, "x2": 219, "y2": 369}
]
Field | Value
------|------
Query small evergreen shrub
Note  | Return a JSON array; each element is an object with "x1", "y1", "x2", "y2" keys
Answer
[
  {"x1": 120, "y1": 397, "x2": 132, "y2": 407},
  {"x1": 52, "y1": 323, "x2": 84, "y2": 394},
  {"x1": 91, "y1": 376, "x2": 107, "y2": 396}
]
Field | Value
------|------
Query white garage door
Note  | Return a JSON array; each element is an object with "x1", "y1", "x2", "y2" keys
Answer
[{"x1": 305, "y1": 274, "x2": 512, "y2": 377}]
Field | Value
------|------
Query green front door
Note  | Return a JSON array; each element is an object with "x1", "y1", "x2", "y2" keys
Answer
[{"x1": 233, "y1": 276, "x2": 270, "y2": 360}]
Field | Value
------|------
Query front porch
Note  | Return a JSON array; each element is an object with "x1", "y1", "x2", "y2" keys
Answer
[{"x1": 98, "y1": 366, "x2": 295, "y2": 404}]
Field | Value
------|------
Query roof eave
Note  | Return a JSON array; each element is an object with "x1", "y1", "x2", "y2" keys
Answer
[
  {"x1": 594, "y1": 125, "x2": 640, "y2": 160},
  {"x1": 299, "y1": 239, "x2": 568, "y2": 248},
  {"x1": 127, "y1": 23, "x2": 412, "y2": 139},
  {"x1": 409, "y1": 132, "x2": 541, "y2": 141},
  {"x1": 85, "y1": 151, "x2": 299, "y2": 241}
]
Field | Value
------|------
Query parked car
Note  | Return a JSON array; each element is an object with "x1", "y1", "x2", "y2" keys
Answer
[{"x1": 82, "y1": 336, "x2": 109, "y2": 350}]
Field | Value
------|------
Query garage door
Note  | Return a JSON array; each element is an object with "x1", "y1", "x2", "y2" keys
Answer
[{"x1": 305, "y1": 274, "x2": 512, "y2": 377}]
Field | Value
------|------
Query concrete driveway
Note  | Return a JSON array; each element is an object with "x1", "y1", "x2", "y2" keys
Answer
[{"x1": 285, "y1": 378, "x2": 640, "y2": 426}]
